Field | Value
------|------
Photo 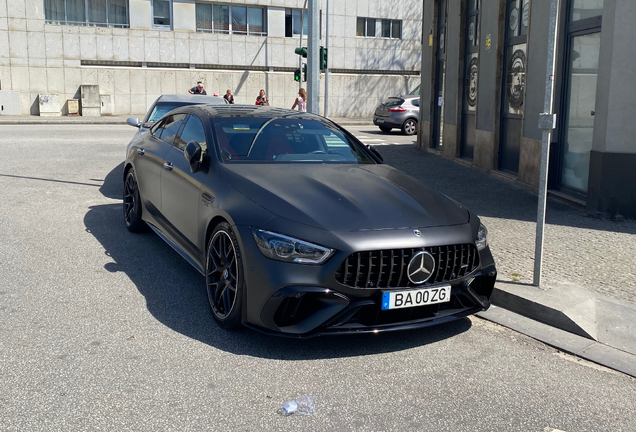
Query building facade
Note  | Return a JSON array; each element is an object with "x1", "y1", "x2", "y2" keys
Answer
[
  {"x1": 418, "y1": 0, "x2": 636, "y2": 219},
  {"x1": 0, "y1": 0, "x2": 422, "y2": 117}
]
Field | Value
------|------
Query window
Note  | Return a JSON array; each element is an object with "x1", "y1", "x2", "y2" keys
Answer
[
  {"x1": 211, "y1": 118, "x2": 374, "y2": 164},
  {"x1": 285, "y1": 9, "x2": 307, "y2": 37},
  {"x1": 357, "y1": 17, "x2": 375, "y2": 37},
  {"x1": 175, "y1": 116, "x2": 207, "y2": 153},
  {"x1": 160, "y1": 114, "x2": 187, "y2": 146},
  {"x1": 44, "y1": 0, "x2": 129, "y2": 27},
  {"x1": 196, "y1": 3, "x2": 266, "y2": 35},
  {"x1": 358, "y1": 18, "x2": 401, "y2": 38},
  {"x1": 153, "y1": 0, "x2": 172, "y2": 29}
]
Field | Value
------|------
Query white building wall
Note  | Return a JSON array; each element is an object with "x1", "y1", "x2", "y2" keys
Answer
[{"x1": 0, "y1": 0, "x2": 422, "y2": 116}]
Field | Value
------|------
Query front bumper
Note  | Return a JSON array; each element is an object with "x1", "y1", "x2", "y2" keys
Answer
[{"x1": 234, "y1": 225, "x2": 497, "y2": 338}]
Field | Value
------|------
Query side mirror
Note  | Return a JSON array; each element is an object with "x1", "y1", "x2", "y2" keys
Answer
[
  {"x1": 184, "y1": 140, "x2": 203, "y2": 173},
  {"x1": 367, "y1": 145, "x2": 383, "y2": 162},
  {"x1": 127, "y1": 117, "x2": 140, "y2": 128}
]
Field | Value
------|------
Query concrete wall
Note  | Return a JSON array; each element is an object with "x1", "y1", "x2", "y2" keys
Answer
[{"x1": 0, "y1": 0, "x2": 422, "y2": 116}]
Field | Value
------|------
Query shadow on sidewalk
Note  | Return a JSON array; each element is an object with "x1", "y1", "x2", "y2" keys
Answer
[{"x1": 377, "y1": 144, "x2": 636, "y2": 235}]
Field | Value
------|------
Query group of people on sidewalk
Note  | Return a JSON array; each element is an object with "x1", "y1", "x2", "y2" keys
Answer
[{"x1": 188, "y1": 82, "x2": 307, "y2": 112}]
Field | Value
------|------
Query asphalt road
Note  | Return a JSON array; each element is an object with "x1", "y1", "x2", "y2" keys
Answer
[{"x1": 1, "y1": 124, "x2": 635, "y2": 431}]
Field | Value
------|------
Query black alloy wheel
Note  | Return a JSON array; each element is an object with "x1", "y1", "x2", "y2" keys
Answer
[
  {"x1": 205, "y1": 223, "x2": 244, "y2": 329},
  {"x1": 379, "y1": 126, "x2": 392, "y2": 132},
  {"x1": 402, "y1": 118, "x2": 418, "y2": 136},
  {"x1": 123, "y1": 168, "x2": 145, "y2": 232}
]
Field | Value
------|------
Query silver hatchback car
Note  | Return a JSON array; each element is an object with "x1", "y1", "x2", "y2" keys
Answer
[{"x1": 373, "y1": 95, "x2": 420, "y2": 135}]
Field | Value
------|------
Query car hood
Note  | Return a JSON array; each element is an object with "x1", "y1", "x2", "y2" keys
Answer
[{"x1": 220, "y1": 164, "x2": 469, "y2": 232}]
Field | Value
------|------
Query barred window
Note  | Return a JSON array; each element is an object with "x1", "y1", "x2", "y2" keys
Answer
[
  {"x1": 196, "y1": 3, "x2": 266, "y2": 35},
  {"x1": 44, "y1": 0, "x2": 129, "y2": 27}
]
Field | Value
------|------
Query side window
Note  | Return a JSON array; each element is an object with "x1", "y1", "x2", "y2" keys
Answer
[
  {"x1": 175, "y1": 116, "x2": 207, "y2": 153},
  {"x1": 160, "y1": 114, "x2": 187, "y2": 146},
  {"x1": 412, "y1": 99, "x2": 420, "y2": 107},
  {"x1": 150, "y1": 119, "x2": 167, "y2": 138}
]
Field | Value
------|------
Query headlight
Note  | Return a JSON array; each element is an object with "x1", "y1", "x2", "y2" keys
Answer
[
  {"x1": 476, "y1": 223, "x2": 488, "y2": 251},
  {"x1": 251, "y1": 229, "x2": 334, "y2": 265}
]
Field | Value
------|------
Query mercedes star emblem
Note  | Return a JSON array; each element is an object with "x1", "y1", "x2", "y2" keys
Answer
[
  {"x1": 407, "y1": 251, "x2": 435, "y2": 284},
  {"x1": 413, "y1": 230, "x2": 422, "y2": 237}
]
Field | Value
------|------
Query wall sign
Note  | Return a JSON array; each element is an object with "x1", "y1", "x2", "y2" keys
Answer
[
  {"x1": 485, "y1": 34, "x2": 491, "y2": 50},
  {"x1": 467, "y1": 57, "x2": 479, "y2": 107}
]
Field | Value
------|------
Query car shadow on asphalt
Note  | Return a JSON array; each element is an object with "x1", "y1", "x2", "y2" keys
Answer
[
  {"x1": 84, "y1": 203, "x2": 472, "y2": 359},
  {"x1": 84, "y1": 163, "x2": 473, "y2": 360}
]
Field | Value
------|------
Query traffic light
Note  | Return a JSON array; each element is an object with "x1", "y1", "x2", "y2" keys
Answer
[
  {"x1": 302, "y1": 64, "x2": 307, "y2": 82},
  {"x1": 320, "y1": 46, "x2": 328, "y2": 69},
  {"x1": 294, "y1": 68, "x2": 301, "y2": 82},
  {"x1": 295, "y1": 47, "x2": 308, "y2": 58}
]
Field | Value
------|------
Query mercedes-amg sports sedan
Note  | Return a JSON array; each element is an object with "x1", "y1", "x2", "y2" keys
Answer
[{"x1": 123, "y1": 105, "x2": 496, "y2": 337}]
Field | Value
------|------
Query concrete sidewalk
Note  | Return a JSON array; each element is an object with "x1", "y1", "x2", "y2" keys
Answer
[
  {"x1": 0, "y1": 115, "x2": 372, "y2": 126},
  {"x1": 375, "y1": 142, "x2": 636, "y2": 377}
]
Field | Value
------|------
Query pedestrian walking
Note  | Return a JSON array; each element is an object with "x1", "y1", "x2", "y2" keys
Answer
[
  {"x1": 188, "y1": 82, "x2": 207, "y2": 95},
  {"x1": 291, "y1": 88, "x2": 307, "y2": 112},
  {"x1": 255, "y1": 89, "x2": 269, "y2": 106},
  {"x1": 224, "y1": 89, "x2": 235, "y2": 104}
]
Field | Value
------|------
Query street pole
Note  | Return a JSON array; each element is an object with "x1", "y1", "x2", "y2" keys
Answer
[
  {"x1": 307, "y1": 0, "x2": 320, "y2": 114},
  {"x1": 299, "y1": 0, "x2": 307, "y2": 92},
  {"x1": 533, "y1": 0, "x2": 560, "y2": 287},
  {"x1": 324, "y1": 0, "x2": 330, "y2": 118}
]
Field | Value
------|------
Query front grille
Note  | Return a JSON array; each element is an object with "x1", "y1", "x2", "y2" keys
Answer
[{"x1": 334, "y1": 244, "x2": 479, "y2": 289}]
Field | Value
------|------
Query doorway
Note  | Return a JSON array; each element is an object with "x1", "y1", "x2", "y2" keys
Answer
[
  {"x1": 460, "y1": 0, "x2": 480, "y2": 160},
  {"x1": 498, "y1": 0, "x2": 530, "y2": 174},
  {"x1": 432, "y1": 0, "x2": 447, "y2": 149},
  {"x1": 553, "y1": 3, "x2": 602, "y2": 196}
]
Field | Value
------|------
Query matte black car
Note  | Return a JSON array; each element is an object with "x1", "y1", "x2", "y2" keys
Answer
[{"x1": 123, "y1": 105, "x2": 496, "y2": 337}]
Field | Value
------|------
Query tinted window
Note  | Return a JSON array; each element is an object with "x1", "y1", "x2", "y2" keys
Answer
[
  {"x1": 211, "y1": 117, "x2": 375, "y2": 164},
  {"x1": 176, "y1": 116, "x2": 207, "y2": 153},
  {"x1": 160, "y1": 114, "x2": 187, "y2": 146},
  {"x1": 382, "y1": 98, "x2": 404, "y2": 107},
  {"x1": 411, "y1": 99, "x2": 420, "y2": 107},
  {"x1": 147, "y1": 102, "x2": 189, "y2": 123}
]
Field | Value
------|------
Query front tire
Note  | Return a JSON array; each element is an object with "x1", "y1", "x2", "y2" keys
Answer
[
  {"x1": 205, "y1": 222, "x2": 245, "y2": 329},
  {"x1": 123, "y1": 168, "x2": 145, "y2": 233},
  {"x1": 401, "y1": 118, "x2": 418, "y2": 136},
  {"x1": 379, "y1": 126, "x2": 392, "y2": 132}
]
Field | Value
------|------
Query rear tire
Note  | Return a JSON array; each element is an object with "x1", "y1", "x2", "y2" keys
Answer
[
  {"x1": 205, "y1": 222, "x2": 245, "y2": 330},
  {"x1": 379, "y1": 126, "x2": 392, "y2": 132},
  {"x1": 401, "y1": 118, "x2": 418, "y2": 136},
  {"x1": 123, "y1": 168, "x2": 145, "y2": 233}
]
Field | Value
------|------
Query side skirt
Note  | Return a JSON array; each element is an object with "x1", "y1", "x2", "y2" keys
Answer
[{"x1": 146, "y1": 222, "x2": 205, "y2": 276}]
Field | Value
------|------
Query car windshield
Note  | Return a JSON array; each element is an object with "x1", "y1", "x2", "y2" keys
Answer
[
  {"x1": 211, "y1": 117, "x2": 375, "y2": 164},
  {"x1": 147, "y1": 102, "x2": 192, "y2": 123}
]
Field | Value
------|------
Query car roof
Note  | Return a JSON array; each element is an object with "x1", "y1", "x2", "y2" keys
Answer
[
  {"x1": 156, "y1": 94, "x2": 227, "y2": 104},
  {"x1": 192, "y1": 105, "x2": 327, "y2": 121}
]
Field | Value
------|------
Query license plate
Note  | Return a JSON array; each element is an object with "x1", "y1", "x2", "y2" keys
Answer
[
  {"x1": 381, "y1": 286, "x2": 451, "y2": 310},
  {"x1": 376, "y1": 119, "x2": 384, "y2": 123}
]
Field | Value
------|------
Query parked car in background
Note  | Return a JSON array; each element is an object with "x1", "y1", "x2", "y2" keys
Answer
[
  {"x1": 373, "y1": 95, "x2": 420, "y2": 136},
  {"x1": 126, "y1": 94, "x2": 227, "y2": 141}
]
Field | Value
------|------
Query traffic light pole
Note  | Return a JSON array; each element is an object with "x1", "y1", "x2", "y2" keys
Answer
[
  {"x1": 307, "y1": 0, "x2": 320, "y2": 114},
  {"x1": 299, "y1": 0, "x2": 307, "y2": 92},
  {"x1": 324, "y1": 0, "x2": 330, "y2": 118}
]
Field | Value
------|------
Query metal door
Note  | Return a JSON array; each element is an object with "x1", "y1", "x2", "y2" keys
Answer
[
  {"x1": 499, "y1": 0, "x2": 530, "y2": 174},
  {"x1": 460, "y1": 0, "x2": 480, "y2": 159}
]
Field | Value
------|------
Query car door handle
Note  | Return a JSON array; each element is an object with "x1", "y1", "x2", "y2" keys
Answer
[
  {"x1": 137, "y1": 148, "x2": 145, "y2": 156},
  {"x1": 163, "y1": 162, "x2": 173, "y2": 171}
]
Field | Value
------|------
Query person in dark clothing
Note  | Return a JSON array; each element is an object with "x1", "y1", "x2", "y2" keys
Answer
[
  {"x1": 255, "y1": 89, "x2": 270, "y2": 106},
  {"x1": 224, "y1": 89, "x2": 235, "y2": 104},
  {"x1": 188, "y1": 82, "x2": 207, "y2": 95}
]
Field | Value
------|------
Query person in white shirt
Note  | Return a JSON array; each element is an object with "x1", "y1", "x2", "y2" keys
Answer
[{"x1": 291, "y1": 88, "x2": 307, "y2": 112}]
